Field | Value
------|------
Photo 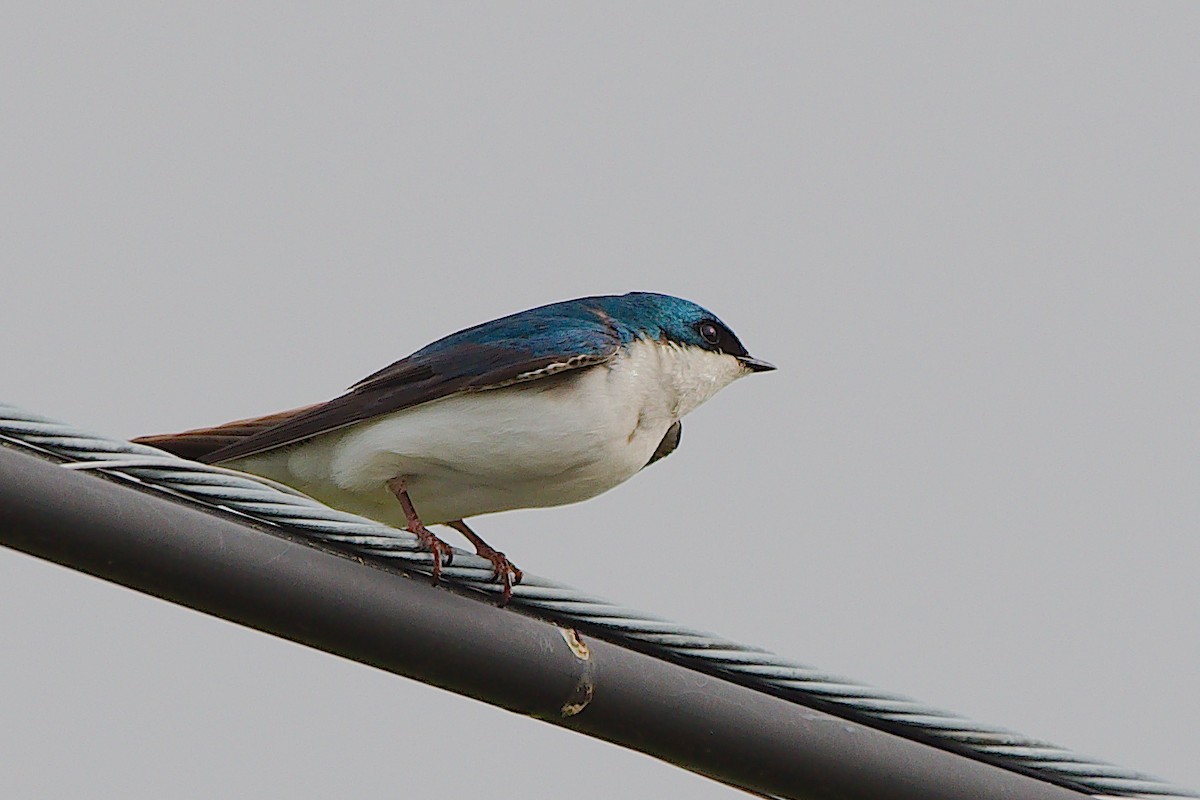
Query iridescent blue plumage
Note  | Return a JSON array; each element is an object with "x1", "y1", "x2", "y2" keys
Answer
[
  {"x1": 134, "y1": 291, "x2": 773, "y2": 602},
  {"x1": 177, "y1": 292, "x2": 763, "y2": 465},
  {"x1": 411, "y1": 292, "x2": 738, "y2": 360}
]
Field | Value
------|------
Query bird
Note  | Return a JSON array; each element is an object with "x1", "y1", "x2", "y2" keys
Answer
[{"x1": 134, "y1": 292, "x2": 774, "y2": 603}]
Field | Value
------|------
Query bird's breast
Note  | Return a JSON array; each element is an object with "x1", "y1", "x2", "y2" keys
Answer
[
  {"x1": 292, "y1": 360, "x2": 665, "y2": 518},
  {"x1": 229, "y1": 340, "x2": 738, "y2": 525}
]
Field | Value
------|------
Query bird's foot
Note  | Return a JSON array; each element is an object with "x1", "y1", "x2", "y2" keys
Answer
[
  {"x1": 476, "y1": 544, "x2": 523, "y2": 607},
  {"x1": 409, "y1": 522, "x2": 454, "y2": 583},
  {"x1": 447, "y1": 520, "x2": 523, "y2": 606},
  {"x1": 387, "y1": 476, "x2": 453, "y2": 584}
]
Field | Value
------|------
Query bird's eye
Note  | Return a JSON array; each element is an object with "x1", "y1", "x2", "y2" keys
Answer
[{"x1": 698, "y1": 321, "x2": 721, "y2": 346}]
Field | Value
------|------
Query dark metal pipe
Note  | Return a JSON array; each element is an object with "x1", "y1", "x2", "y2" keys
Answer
[{"x1": 0, "y1": 442, "x2": 1085, "y2": 799}]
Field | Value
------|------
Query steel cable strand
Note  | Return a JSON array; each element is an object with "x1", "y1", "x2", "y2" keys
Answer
[{"x1": 0, "y1": 403, "x2": 1193, "y2": 799}]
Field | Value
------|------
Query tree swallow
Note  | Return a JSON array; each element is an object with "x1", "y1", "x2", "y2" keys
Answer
[{"x1": 135, "y1": 292, "x2": 774, "y2": 603}]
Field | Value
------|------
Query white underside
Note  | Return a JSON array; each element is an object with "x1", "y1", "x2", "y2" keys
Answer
[{"x1": 228, "y1": 340, "x2": 749, "y2": 527}]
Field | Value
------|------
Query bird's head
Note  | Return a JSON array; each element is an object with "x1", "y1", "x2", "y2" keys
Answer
[
  {"x1": 594, "y1": 292, "x2": 774, "y2": 418},
  {"x1": 601, "y1": 292, "x2": 776, "y2": 375}
]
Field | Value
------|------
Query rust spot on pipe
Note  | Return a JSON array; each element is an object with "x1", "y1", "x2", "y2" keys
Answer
[
  {"x1": 561, "y1": 680, "x2": 594, "y2": 717},
  {"x1": 560, "y1": 627, "x2": 590, "y2": 660},
  {"x1": 558, "y1": 627, "x2": 593, "y2": 716}
]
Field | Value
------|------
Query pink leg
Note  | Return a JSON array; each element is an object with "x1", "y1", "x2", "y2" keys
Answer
[
  {"x1": 386, "y1": 477, "x2": 453, "y2": 583},
  {"x1": 447, "y1": 519, "x2": 523, "y2": 606}
]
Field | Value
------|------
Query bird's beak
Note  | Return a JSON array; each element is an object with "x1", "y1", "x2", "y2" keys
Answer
[{"x1": 737, "y1": 355, "x2": 777, "y2": 373}]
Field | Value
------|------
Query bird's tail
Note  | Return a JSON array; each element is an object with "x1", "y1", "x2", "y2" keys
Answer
[{"x1": 132, "y1": 403, "x2": 320, "y2": 463}]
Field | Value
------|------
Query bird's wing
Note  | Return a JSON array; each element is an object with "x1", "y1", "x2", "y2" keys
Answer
[
  {"x1": 642, "y1": 420, "x2": 682, "y2": 469},
  {"x1": 139, "y1": 310, "x2": 623, "y2": 465}
]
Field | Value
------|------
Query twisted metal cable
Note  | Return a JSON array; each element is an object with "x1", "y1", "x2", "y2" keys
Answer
[{"x1": 0, "y1": 402, "x2": 1193, "y2": 800}]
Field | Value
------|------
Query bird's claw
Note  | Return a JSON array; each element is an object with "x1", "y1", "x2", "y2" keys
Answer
[
  {"x1": 477, "y1": 547, "x2": 523, "y2": 606},
  {"x1": 410, "y1": 524, "x2": 454, "y2": 584},
  {"x1": 443, "y1": 519, "x2": 523, "y2": 606}
]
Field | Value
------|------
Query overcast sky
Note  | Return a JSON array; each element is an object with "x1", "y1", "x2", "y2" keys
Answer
[{"x1": 2, "y1": 3, "x2": 1197, "y2": 798}]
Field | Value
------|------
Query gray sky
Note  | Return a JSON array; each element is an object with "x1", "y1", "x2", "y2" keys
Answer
[{"x1": 2, "y1": 3, "x2": 1197, "y2": 797}]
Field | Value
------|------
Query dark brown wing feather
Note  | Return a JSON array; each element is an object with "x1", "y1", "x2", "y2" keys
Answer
[
  {"x1": 135, "y1": 299, "x2": 625, "y2": 465},
  {"x1": 132, "y1": 403, "x2": 323, "y2": 461},
  {"x1": 134, "y1": 346, "x2": 616, "y2": 465}
]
